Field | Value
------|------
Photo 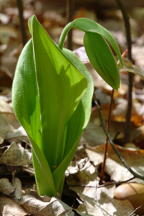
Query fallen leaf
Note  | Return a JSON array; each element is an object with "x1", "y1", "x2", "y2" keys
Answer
[
  {"x1": 0, "y1": 178, "x2": 15, "y2": 195},
  {"x1": 0, "y1": 142, "x2": 32, "y2": 166},
  {"x1": 21, "y1": 195, "x2": 76, "y2": 216},
  {"x1": 0, "y1": 196, "x2": 27, "y2": 216}
]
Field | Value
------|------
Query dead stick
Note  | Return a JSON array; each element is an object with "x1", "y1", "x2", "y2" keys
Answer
[
  {"x1": 16, "y1": 0, "x2": 27, "y2": 46},
  {"x1": 129, "y1": 205, "x2": 144, "y2": 216},
  {"x1": 66, "y1": 0, "x2": 75, "y2": 50},
  {"x1": 100, "y1": 89, "x2": 114, "y2": 184},
  {"x1": 115, "y1": 0, "x2": 134, "y2": 143}
]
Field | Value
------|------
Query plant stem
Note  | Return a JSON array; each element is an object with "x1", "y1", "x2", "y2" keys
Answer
[
  {"x1": 58, "y1": 22, "x2": 72, "y2": 49},
  {"x1": 99, "y1": 89, "x2": 114, "y2": 184},
  {"x1": 16, "y1": 0, "x2": 27, "y2": 46},
  {"x1": 66, "y1": 0, "x2": 75, "y2": 50},
  {"x1": 115, "y1": 0, "x2": 134, "y2": 143}
]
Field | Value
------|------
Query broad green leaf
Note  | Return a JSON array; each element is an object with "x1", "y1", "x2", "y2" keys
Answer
[
  {"x1": 12, "y1": 40, "x2": 56, "y2": 196},
  {"x1": 29, "y1": 16, "x2": 87, "y2": 167},
  {"x1": 12, "y1": 40, "x2": 38, "y2": 137},
  {"x1": 84, "y1": 32, "x2": 120, "y2": 89}
]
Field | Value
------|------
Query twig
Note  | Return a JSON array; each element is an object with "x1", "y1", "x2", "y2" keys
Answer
[
  {"x1": 129, "y1": 204, "x2": 144, "y2": 216},
  {"x1": 16, "y1": 0, "x2": 27, "y2": 46},
  {"x1": 115, "y1": 0, "x2": 134, "y2": 143},
  {"x1": 100, "y1": 89, "x2": 114, "y2": 184},
  {"x1": 95, "y1": 99, "x2": 144, "y2": 180},
  {"x1": 98, "y1": 177, "x2": 135, "y2": 188},
  {"x1": 66, "y1": 0, "x2": 75, "y2": 50},
  {"x1": 68, "y1": 177, "x2": 134, "y2": 189}
]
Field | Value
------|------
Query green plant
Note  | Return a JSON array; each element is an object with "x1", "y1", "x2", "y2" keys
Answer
[{"x1": 12, "y1": 16, "x2": 122, "y2": 197}]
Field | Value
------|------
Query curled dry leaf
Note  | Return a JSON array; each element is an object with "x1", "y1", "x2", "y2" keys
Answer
[
  {"x1": 0, "y1": 196, "x2": 27, "y2": 216},
  {"x1": 0, "y1": 142, "x2": 32, "y2": 166},
  {"x1": 0, "y1": 178, "x2": 15, "y2": 195}
]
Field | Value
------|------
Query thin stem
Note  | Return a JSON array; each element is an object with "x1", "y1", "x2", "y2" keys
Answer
[
  {"x1": 99, "y1": 89, "x2": 114, "y2": 184},
  {"x1": 125, "y1": 74, "x2": 134, "y2": 141},
  {"x1": 129, "y1": 205, "x2": 144, "y2": 216},
  {"x1": 115, "y1": 0, "x2": 134, "y2": 143},
  {"x1": 16, "y1": 0, "x2": 27, "y2": 46}
]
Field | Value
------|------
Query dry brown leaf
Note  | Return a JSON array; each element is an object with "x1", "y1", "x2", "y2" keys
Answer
[
  {"x1": 0, "y1": 196, "x2": 27, "y2": 216},
  {"x1": 20, "y1": 195, "x2": 75, "y2": 216},
  {"x1": 0, "y1": 178, "x2": 15, "y2": 195},
  {"x1": 0, "y1": 142, "x2": 32, "y2": 166}
]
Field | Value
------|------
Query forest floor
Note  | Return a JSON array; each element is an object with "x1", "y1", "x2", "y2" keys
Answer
[{"x1": 0, "y1": 0, "x2": 144, "y2": 215}]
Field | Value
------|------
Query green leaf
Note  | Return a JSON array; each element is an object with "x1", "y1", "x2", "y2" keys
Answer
[
  {"x1": 84, "y1": 32, "x2": 120, "y2": 89},
  {"x1": 29, "y1": 15, "x2": 87, "y2": 166},
  {"x1": 12, "y1": 40, "x2": 56, "y2": 196},
  {"x1": 12, "y1": 40, "x2": 38, "y2": 137},
  {"x1": 59, "y1": 18, "x2": 123, "y2": 66}
]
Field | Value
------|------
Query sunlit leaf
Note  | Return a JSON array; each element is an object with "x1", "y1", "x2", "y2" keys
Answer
[
  {"x1": 12, "y1": 40, "x2": 56, "y2": 196},
  {"x1": 84, "y1": 32, "x2": 119, "y2": 89}
]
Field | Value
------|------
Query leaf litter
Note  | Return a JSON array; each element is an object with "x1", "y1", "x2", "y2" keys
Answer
[{"x1": 1, "y1": 0, "x2": 144, "y2": 215}]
